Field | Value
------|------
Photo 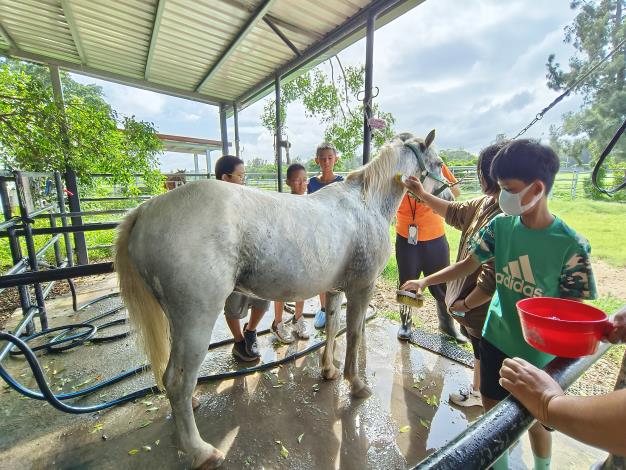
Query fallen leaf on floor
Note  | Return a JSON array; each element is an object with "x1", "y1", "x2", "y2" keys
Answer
[
  {"x1": 139, "y1": 420, "x2": 152, "y2": 429},
  {"x1": 142, "y1": 445, "x2": 152, "y2": 452},
  {"x1": 399, "y1": 425, "x2": 411, "y2": 433},
  {"x1": 420, "y1": 419, "x2": 430, "y2": 429},
  {"x1": 128, "y1": 449, "x2": 139, "y2": 455},
  {"x1": 297, "y1": 433, "x2": 304, "y2": 443}
]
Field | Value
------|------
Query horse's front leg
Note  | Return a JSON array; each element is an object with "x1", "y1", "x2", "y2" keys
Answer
[
  {"x1": 321, "y1": 291, "x2": 343, "y2": 380},
  {"x1": 164, "y1": 306, "x2": 224, "y2": 469},
  {"x1": 344, "y1": 285, "x2": 375, "y2": 398}
]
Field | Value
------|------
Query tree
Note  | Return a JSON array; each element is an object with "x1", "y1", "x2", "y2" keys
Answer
[
  {"x1": 546, "y1": 0, "x2": 626, "y2": 166},
  {"x1": 0, "y1": 60, "x2": 163, "y2": 193},
  {"x1": 260, "y1": 58, "x2": 396, "y2": 170}
]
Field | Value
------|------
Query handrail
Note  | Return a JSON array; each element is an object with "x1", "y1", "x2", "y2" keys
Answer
[{"x1": 414, "y1": 326, "x2": 620, "y2": 469}]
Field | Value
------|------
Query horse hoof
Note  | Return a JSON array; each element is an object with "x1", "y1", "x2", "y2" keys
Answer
[
  {"x1": 322, "y1": 365, "x2": 340, "y2": 381},
  {"x1": 195, "y1": 449, "x2": 225, "y2": 469},
  {"x1": 351, "y1": 383, "x2": 372, "y2": 399},
  {"x1": 192, "y1": 396, "x2": 200, "y2": 411}
]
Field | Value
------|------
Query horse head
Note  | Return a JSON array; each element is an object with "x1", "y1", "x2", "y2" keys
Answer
[{"x1": 394, "y1": 130, "x2": 454, "y2": 201}]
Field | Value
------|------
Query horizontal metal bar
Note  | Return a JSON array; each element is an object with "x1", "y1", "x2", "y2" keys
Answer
[
  {"x1": 28, "y1": 204, "x2": 56, "y2": 219},
  {"x1": 0, "y1": 218, "x2": 20, "y2": 231},
  {"x1": 0, "y1": 262, "x2": 114, "y2": 289},
  {"x1": 33, "y1": 209, "x2": 129, "y2": 219},
  {"x1": 0, "y1": 222, "x2": 118, "y2": 238},
  {"x1": 86, "y1": 244, "x2": 113, "y2": 250},
  {"x1": 14, "y1": 171, "x2": 54, "y2": 178},
  {"x1": 414, "y1": 340, "x2": 615, "y2": 469},
  {"x1": 81, "y1": 196, "x2": 150, "y2": 202}
]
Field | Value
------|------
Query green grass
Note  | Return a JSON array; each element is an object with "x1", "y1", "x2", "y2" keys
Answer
[{"x1": 548, "y1": 199, "x2": 626, "y2": 268}]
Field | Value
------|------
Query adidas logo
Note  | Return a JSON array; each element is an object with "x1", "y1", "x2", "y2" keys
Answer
[{"x1": 495, "y1": 255, "x2": 544, "y2": 297}]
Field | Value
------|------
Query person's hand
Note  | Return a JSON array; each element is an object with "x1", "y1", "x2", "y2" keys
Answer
[
  {"x1": 450, "y1": 298, "x2": 470, "y2": 313},
  {"x1": 606, "y1": 308, "x2": 626, "y2": 344},
  {"x1": 403, "y1": 175, "x2": 426, "y2": 198},
  {"x1": 499, "y1": 357, "x2": 564, "y2": 425},
  {"x1": 400, "y1": 279, "x2": 426, "y2": 294}
]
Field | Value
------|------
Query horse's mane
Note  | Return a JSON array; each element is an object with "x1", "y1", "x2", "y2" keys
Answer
[{"x1": 346, "y1": 139, "x2": 400, "y2": 201}]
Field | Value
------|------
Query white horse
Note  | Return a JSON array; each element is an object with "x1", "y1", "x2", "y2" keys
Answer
[{"x1": 114, "y1": 130, "x2": 452, "y2": 469}]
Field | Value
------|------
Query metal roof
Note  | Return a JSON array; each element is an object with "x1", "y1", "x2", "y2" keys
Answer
[
  {"x1": 157, "y1": 133, "x2": 223, "y2": 154},
  {"x1": 0, "y1": 0, "x2": 423, "y2": 111}
]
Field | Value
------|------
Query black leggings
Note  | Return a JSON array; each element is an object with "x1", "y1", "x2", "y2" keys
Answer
[{"x1": 395, "y1": 234, "x2": 450, "y2": 302}]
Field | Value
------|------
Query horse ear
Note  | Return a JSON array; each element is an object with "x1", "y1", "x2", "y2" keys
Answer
[{"x1": 424, "y1": 129, "x2": 436, "y2": 148}]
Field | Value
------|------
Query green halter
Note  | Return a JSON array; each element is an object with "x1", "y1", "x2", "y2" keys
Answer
[{"x1": 404, "y1": 143, "x2": 459, "y2": 197}]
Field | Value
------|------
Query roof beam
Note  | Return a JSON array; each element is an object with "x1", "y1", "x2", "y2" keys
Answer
[
  {"x1": 194, "y1": 0, "x2": 276, "y2": 92},
  {"x1": 0, "y1": 47, "x2": 223, "y2": 106},
  {"x1": 0, "y1": 22, "x2": 17, "y2": 49},
  {"x1": 60, "y1": 0, "x2": 87, "y2": 64},
  {"x1": 145, "y1": 0, "x2": 166, "y2": 80},
  {"x1": 236, "y1": 0, "x2": 422, "y2": 111},
  {"x1": 264, "y1": 17, "x2": 301, "y2": 57}
]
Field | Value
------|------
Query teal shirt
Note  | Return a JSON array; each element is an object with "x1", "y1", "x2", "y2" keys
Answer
[{"x1": 471, "y1": 214, "x2": 597, "y2": 367}]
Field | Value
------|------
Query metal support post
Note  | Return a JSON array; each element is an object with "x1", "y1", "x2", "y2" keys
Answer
[
  {"x1": 49, "y1": 65, "x2": 88, "y2": 264},
  {"x1": 219, "y1": 103, "x2": 229, "y2": 155},
  {"x1": 14, "y1": 172, "x2": 48, "y2": 330},
  {"x1": 205, "y1": 150, "x2": 212, "y2": 179},
  {"x1": 275, "y1": 74, "x2": 283, "y2": 192},
  {"x1": 0, "y1": 178, "x2": 34, "y2": 335},
  {"x1": 64, "y1": 169, "x2": 88, "y2": 265},
  {"x1": 54, "y1": 171, "x2": 74, "y2": 266},
  {"x1": 193, "y1": 153, "x2": 199, "y2": 181},
  {"x1": 362, "y1": 12, "x2": 376, "y2": 165},
  {"x1": 233, "y1": 102, "x2": 241, "y2": 157}
]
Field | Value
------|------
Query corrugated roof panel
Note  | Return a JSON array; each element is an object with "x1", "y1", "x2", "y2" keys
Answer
[
  {"x1": 70, "y1": 0, "x2": 155, "y2": 73},
  {"x1": 0, "y1": 0, "x2": 423, "y2": 108},
  {"x1": 0, "y1": 0, "x2": 79, "y2": 62}
]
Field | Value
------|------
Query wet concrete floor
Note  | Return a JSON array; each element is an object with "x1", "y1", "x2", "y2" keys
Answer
[{"x1": 0, "y1": 276, "x2": 606, "y2": 469}]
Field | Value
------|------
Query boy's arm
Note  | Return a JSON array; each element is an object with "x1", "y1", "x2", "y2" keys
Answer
[
  {"x1": 559, "y1": 240, "x2": 597, "y2": 301},
  {"x1": 401, "y1": 255, "x2": 481, "y2": 293}
]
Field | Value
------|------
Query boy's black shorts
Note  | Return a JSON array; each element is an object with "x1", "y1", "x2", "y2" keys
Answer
[{"x1": 479, "y1": 338, "x2": 510, "y2": 401}]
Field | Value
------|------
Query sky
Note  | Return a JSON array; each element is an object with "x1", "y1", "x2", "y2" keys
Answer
[{"x1": 70, "y1": 0, "x2": 582, "y2": 173}]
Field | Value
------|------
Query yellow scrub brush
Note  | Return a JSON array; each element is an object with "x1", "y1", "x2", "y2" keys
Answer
[{"x1": 396, "y1": 290, "x2": 424, "y2": 308}]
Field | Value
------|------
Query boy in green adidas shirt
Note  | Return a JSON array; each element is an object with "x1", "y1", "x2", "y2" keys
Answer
[{"x1": 401, "y1": 139, "x2": 597, "y2": 470}]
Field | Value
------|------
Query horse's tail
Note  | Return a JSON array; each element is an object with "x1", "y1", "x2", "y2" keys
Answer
[{"x1": 114, "y1": 206, "x2": 170, "y2": 390}]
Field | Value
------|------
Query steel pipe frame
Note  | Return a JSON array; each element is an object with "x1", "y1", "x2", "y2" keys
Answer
[
  {"x1": 236, "y1": 0, "x2": 412, "y2": 111},
  {"x1": 362, "y1": 12, "x2": 376, "y2": 165},
  {"x1": 14, "y1": 171, "x2": 48, "y2": 330},
  {"x1": 0, "y1": 222, "x2": 119, "y2": 238},
  {"x1": 219, "y1": 103, "x2": 229, "y2": 156},
  {"x1": 0, "y1": 262, "x2": 114, "y2": 290},
  {"x1": 0, "y1": 178, "x2": 34, "y2": 334},
  {"x1": 275, "y1": 74, "x2": 283, "y2": 193}
]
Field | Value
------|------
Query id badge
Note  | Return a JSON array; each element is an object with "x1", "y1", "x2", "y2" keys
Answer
[{"x1": 408, "y1": 224, "x2": 418, "y2": 245}]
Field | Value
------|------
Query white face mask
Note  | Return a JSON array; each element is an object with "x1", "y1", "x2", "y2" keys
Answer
[{"x1": 498, "y1": 183, "x2": 544, "y2": 216}]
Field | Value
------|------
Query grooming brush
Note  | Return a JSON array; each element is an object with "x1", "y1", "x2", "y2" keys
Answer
[{"x1": 396, "y1": 290, "x2": 424, "y2": 308}]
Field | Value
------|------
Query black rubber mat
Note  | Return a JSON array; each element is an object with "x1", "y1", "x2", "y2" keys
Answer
[{"x1": 408, "y1": 328, "x2": 475, "y2": 368}]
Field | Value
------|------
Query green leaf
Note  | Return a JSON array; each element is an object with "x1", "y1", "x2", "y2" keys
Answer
[
  {"x1": 145, "y1": 407, "x2": 159, "y2": 412},
  {"x1": 280, "y1": 445, "x2": 289, "y2": 458},
  {"x1": 128, "y1": 449, "x2": 140, "y2": 455},
  {"x1": 399, "y1": 425, "x2": 411, "y2": 433},
  {"x1": 297, "y1": 433, "x2": 304, "y2": 444},
  {"x1": 139, "y1": 420, "x2": 152, "y2": 429},
  {"x1": 420, "y1": 419, "x2": 430, "y2": 429}
]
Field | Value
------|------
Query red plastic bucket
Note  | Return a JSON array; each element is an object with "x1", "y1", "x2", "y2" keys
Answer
[{"x1": 517, "y1": 297, "x2": 612, "y2": 358}]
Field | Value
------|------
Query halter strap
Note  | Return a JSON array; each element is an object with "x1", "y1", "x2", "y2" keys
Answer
[{"x1": 404, "y1": 143, "x2": 459, "y2": 197}]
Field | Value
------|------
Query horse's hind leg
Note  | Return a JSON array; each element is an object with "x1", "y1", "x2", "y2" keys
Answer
[
  {"x1": 321, "y1": 291, "x2": 343, "y2": 380},
  {"x1": 344, "y1": 285, "x2": 374, "y2": 398},
  {"x1": 163, "y1": 300, "x2": 224, "y2": 469}
]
